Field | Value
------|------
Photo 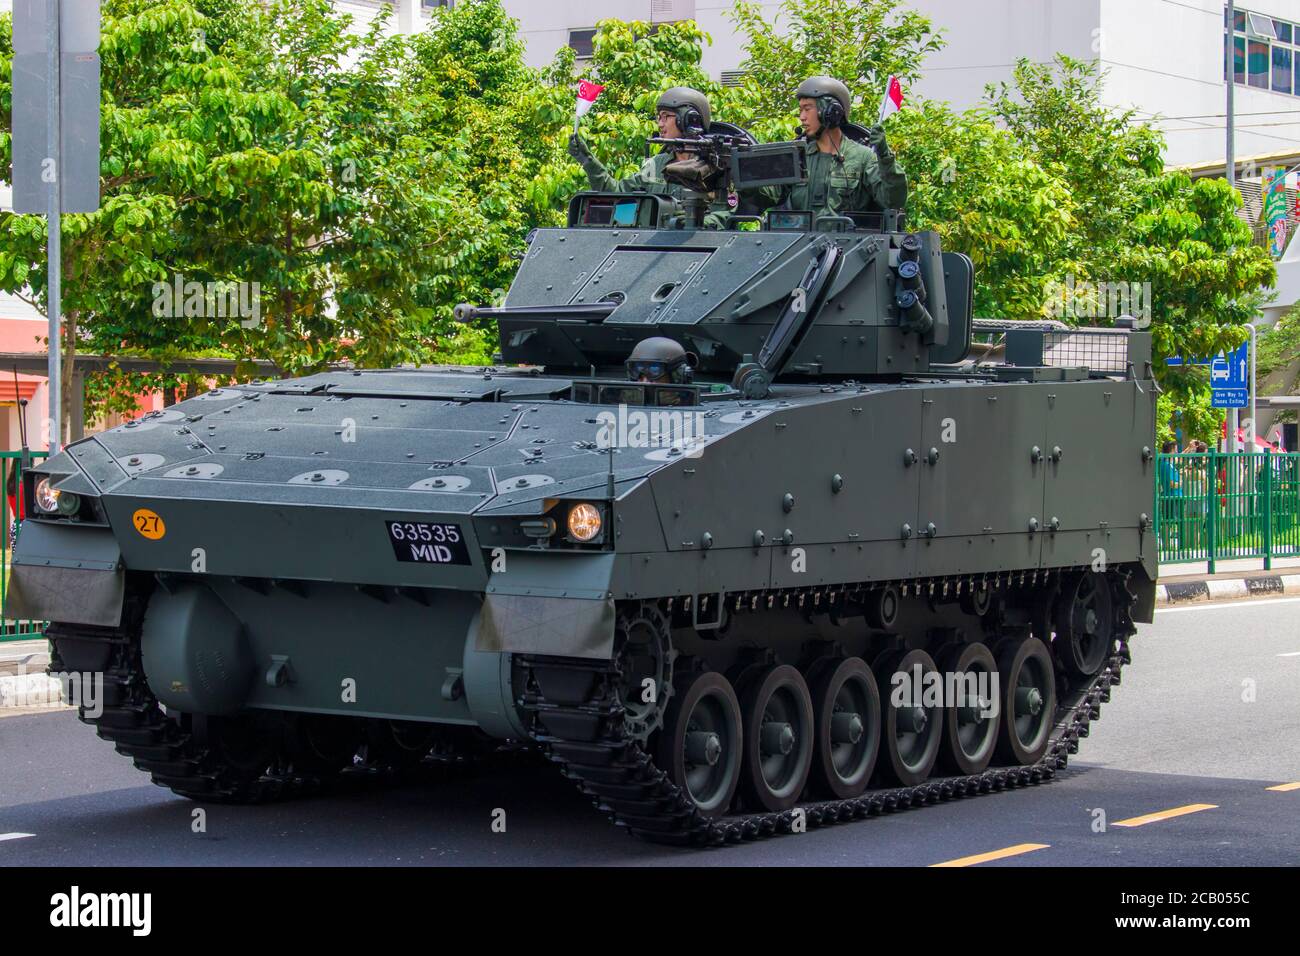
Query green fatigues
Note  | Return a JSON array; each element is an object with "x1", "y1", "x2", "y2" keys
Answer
[
  {"x1": 751, "y1": 135, "x2": 907, "y2": 220},
  {"x1": 580, "y1": 151, "x2": 732, "y2": 230}
]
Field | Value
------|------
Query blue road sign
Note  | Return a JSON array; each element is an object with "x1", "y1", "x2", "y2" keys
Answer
[
  {"x1": 1212, "y1": 388, "x2": 1248, "y2": 409},
  {"x1": 1209, "y1": 341, "x2": 1250, "y2": 408},
  {"x1": 1227, "y1": 341, "x2": 1249, "y2": 387}
]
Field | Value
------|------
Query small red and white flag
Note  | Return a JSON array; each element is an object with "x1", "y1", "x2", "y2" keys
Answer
[
  {"x1": 877, "y1": 75, "x2": 904, "y2": 123},
  {"x1": 574, "y1": 80, "x2": 606, "y2": 132}
]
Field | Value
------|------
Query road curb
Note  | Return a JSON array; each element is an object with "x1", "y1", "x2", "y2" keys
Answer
[
  {"x1": 1155, "y1": 573, "x2": 1300, "y2": 606},
  {"x1": 0, "y1": 671, "x2": 65, "y2": 710}
]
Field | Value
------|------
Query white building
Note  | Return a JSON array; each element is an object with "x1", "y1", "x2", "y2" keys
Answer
[
  {"x1": 334, "y1": 0, "x2": 451, "y2": 35},
  {"x1": 464, "y1": 0, "x2": 1300, "y2": 169}
]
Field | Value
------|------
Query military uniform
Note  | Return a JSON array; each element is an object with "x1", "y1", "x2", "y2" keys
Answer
[
  {"x1": 579, "y1": 151, "x2": 733, "y2": 230},
  {"x1": 752, "y1": 135, "x2": 906, "y2": 221}
]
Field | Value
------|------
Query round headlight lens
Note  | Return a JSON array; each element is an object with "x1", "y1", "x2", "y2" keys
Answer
[
  {"x1": 567, "y1": 503, "x2": 603, "y2": 542},
  {"x1": 34, "y1": 477, "x2": 59, "y2": 512},
  {"x1": 56, "y1": 491, "x2": 81, "y2": 516}
]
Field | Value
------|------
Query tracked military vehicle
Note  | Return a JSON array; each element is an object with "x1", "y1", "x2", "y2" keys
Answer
[{"x1": 13, "y1": 133, "x2": 1156, "y2": 845}]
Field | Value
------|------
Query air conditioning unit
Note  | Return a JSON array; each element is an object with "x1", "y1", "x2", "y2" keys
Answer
[{"x1": 652, "y1": 0, "x2": 696, "y2": 23}]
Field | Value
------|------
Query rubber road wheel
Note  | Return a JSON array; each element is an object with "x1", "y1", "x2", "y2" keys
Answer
[
  {"x1": 656, "y1": 670, "x2": 743, "y2": 816},
  {"x1": 937, "y1": 642, "x2": 1000, "y2": 775},
  {"x1": 995, "y1": 637, "x2": 1057, "y2": 766},
  {"x1": 875, "y1": 649, "x2": 943, "y2": 786},
  {"x1": 738, "y1": 664, "x2": 815, "y2": 811},
  {"x1": 809, "y1": 657, "x2": 881, "y2": 798}
]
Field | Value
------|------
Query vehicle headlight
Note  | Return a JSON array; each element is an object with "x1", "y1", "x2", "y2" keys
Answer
[
  {"x1": 56, "y1": 491, "x2": 81, "y2": 516},
  {"x1": 566, "y1": 503, "x2": 603, "y2": 542},
  {"x1": 34, "y1": 477, "x2": 60, "y2": 513}
]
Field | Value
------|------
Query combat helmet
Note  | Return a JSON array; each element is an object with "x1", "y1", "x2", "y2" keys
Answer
[
  {"x1": 656, "y1": 86, "x2": 711, "y2": 135},
  {"x1": 626, "y1": 337, "x2": 691, "y2": 383},
  {"x1": 795, "y1": 75, "x2": 851, "y2": 130}
]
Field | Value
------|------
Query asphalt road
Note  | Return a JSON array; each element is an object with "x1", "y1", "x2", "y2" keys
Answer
[{"x1": 2, "y1": 596, "x2": 1298, "y2": 867}]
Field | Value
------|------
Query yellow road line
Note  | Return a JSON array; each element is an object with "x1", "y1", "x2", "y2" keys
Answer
[
  {"x1": 930, "y1": 843, "x2": 1050, "y2": 867},
  {"x1": 1266, "y1": 782, "x2": 1300, "y2": 792},
  {"x1": 1112, "y1": 803, "x2": 1217, "y2": 827}
]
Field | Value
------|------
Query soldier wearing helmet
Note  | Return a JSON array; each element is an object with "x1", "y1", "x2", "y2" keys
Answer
[
  {"x1": 625, "y1": 337, "x2": 692, "y2": 384},
  {"x1": 750, "y1": 76, "x2": 907, "y2": 221},
  {"x1": 568, "y1": 87, "x2": 732, "y2": 229}
]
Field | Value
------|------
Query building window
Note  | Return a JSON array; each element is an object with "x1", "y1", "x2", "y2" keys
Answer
[
  {"x1": 569, "y1": 29, "x2": 596, "y2": 60},
  {"x1": 1226, "y1": 7, "x2": 1300, "y2": 95},
  {"x1": 1249, "y1": 38, "x2": 1270, "y2": 87},
  {"x1": 1274, "y1": 44, "x2": 1293, "y2": 93}
]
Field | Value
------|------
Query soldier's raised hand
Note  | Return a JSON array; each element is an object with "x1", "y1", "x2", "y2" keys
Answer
[
  {"x1": 568, "y1": 134, "x2": 592, "y2": 161},
  {"x1": 866, "y1": 124, "x2": 895, "y2": 163}
]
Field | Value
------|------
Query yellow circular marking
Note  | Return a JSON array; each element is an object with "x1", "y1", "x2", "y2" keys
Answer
[{"x1": 132, "y1": 508, "x2": 166, "y2": 540}]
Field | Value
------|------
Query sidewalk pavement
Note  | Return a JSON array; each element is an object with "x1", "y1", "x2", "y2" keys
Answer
[{"x1": 1156, "y1": 559, "x2": 1300, "y2": 606}]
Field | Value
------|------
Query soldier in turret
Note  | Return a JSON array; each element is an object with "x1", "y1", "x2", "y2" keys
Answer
[
  {"x1": 568, "y1": 87, "x2": 732, "y2": 229},
  {"x1": 749, "y1": 76, "x2": 907, "y2": 222}
]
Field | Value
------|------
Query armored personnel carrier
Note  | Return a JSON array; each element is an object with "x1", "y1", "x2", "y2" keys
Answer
[{"x1": 12, "y1": 135, "x2": 1156, "y2": 845}]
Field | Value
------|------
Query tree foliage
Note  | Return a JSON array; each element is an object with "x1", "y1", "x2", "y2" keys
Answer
[
  {"x1": 724, "y1": 0, "x2": 943, "y2": 141},
  {"x1": 0, "y1": 0, "x2": 1280, "y2": 440}
]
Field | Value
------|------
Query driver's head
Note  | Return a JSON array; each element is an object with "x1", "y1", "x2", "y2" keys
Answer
[{"x1": 626, "y1": 336, "x2": 689, "y2": 383}]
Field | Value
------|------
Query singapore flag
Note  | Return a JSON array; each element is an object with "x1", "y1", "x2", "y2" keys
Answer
[
  {"x1": 877, "y1": 75, "x2": 904, "y2": 123},
  {"x1": 574, "y1": 80, "x2": 606, "y2": 131}
]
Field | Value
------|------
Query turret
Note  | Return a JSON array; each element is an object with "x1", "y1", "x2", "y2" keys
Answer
[{"x1": 456, "y1": 194, "x2": 973, "y2": 393}]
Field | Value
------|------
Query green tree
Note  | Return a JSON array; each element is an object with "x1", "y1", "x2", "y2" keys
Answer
[
  {"x1": 985, "y1": 56, "x2": 1275, "y2": 366},
  {"x1": 0, "y1": 0, "x2": 1280, "y2": 440},
  {"x1": 562, "y1": 18, "x2": 720, "y2": 185},
  {"x1": 0, "y1": 0, "x2": 517, "y2": 427},
  {"x1": 1157, "y1": 378, "x2": 1224, "y2": 449},
  {"x1": 724, "y1": 0, "x2": 944, "y2": 141},
  {"x1": 886, "y1": 100, "x2": 1077, "y2": 320}
]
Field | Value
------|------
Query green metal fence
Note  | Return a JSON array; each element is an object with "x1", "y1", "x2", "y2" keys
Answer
[
  {"x1": 1, "y1": 449, "x2": 49, "y2": 643},
  {"x1": 1156, "y1": 451, "x2": 1300, "y2": 572}
]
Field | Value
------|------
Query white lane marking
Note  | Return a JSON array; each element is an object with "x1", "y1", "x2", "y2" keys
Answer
[
  {"x1": 0, "y1": 833, "x2": 35, "y2": 842},
  {"x1": 1156, "y1": 597, "x2": 1300, "y2": 614},
  {"x1": 1277, "y1": 651, "x2": 1300, "y2": 658}
]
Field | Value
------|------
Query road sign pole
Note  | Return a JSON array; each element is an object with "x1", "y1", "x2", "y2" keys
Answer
[
  {"x1": 1249, "y1": 323, "x2": 1256, "y2": 450},
  {"x1": 45, "y1": 0, "x2": 61, "y2": 453},
  {"x1": 1227, "y1": 0, "x2": 1236, "y2": 453}
]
